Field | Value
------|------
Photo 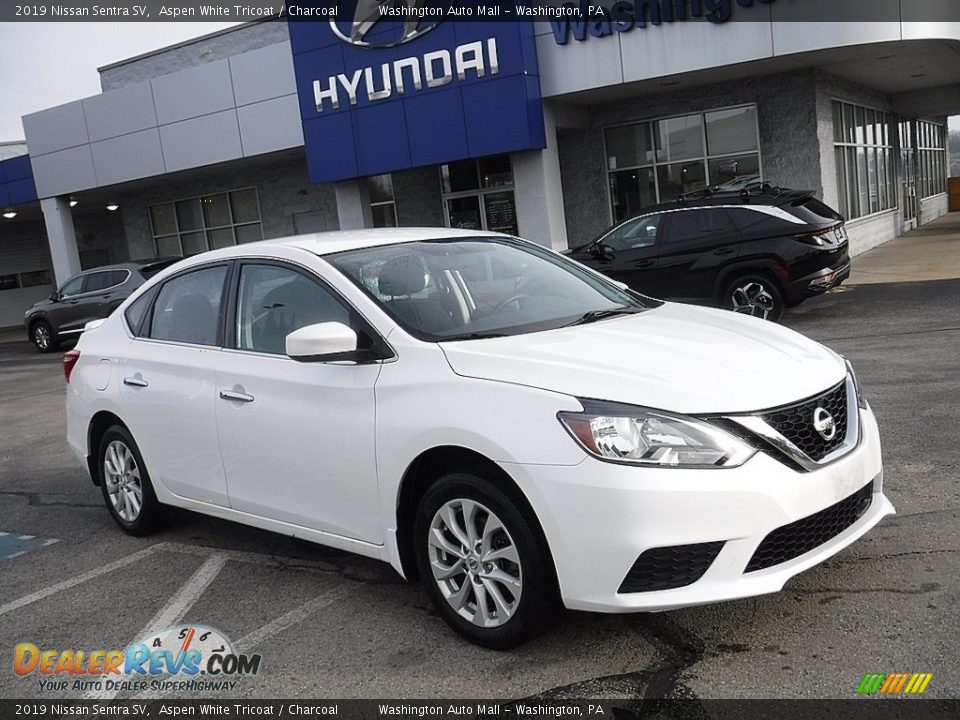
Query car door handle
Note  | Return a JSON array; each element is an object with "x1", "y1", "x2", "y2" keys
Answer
[
  {"x1": 714, "y1": 249, "x2": 735, "y2": 256},
  {"x1": 123, "y1": 377, "x2": 149, "y2": 388},
  {"x1": 633, "y1": 260, "x2": 655, "y2": 269},
  {"x1": 219, "y1": 390, "x2": 254, "y2": 403}
]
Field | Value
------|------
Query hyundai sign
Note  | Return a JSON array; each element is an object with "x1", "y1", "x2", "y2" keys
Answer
[{"x1": 287, "y1": 2, "x2": 545, "y2": 183}]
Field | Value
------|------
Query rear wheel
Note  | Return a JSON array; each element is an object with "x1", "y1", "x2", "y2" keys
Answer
[
  {"x1": 97, "y1": 425, "x2": 165, "y2": 536},
  {"x1": 31, "y1": 321, "x2": 59, "y2": 353},
  {"x1": 414, "y1": 472, "x2": 559, "y2": 649},
  {"x1": 723, "y1": 275, "x2": 784, "y2": 322}
]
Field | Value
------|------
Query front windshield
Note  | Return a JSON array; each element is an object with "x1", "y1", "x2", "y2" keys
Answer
[{"x1": 325, "y1": 237, "x2": 658, "y2": 341}]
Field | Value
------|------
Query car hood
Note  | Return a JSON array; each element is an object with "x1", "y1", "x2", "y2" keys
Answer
[{"x1": 439, "y1": 303, "x2": 846, "y2": 415}]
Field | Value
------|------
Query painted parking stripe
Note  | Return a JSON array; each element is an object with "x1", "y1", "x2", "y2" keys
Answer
[{"x1": 0, "y1": 532, "x2": 60, "y2": 562}]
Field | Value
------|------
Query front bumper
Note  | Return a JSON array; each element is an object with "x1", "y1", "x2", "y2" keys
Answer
[{"x1": 504, "y1": 406, "x2": 891, "y2": 613}]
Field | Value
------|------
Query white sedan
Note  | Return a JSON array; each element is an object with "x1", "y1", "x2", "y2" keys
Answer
[{"x1": 65, "y1": 228, "x2": 894, "y2": 648}]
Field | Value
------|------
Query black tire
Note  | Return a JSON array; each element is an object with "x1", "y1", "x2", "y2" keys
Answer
[
  {"x1": 97, "y1": 425, "x2": 165, "y2": 536},
  {"x1": 722, "y1": 274, "x2": 785, "y2": 322},
  {"x1": 414, "y1": 471, "x2": 560, "y2": 649},
  {"x1": 31, "y1": 320, "x2": 59, "y2": 353}
]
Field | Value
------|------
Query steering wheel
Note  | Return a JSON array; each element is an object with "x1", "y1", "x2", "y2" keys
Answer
[{"x1": 492, "y1": 294, "x2": 532, "y2": 313}]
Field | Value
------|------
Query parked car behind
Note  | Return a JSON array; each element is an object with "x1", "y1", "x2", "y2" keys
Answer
[
  {"x1": 64, "y1": 228, "x2": 891, "y2": 648},
  {"x1": 567, "y1": 186, "x2": 850, "y2": 321},
  {"x1": 24, "y1": 259, "x2": 178, "y2": 352}
]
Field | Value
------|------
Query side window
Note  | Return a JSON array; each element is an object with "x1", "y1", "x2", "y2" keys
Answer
[
  {"x1": 148, "y1": 265, "x2": 228, "y2": 346},
  {"x1": 59, "y1": 275, "x2": 85, "y2": 299},
  {"x1": 83, "y1": 270, "x2": 126, "y2": 293},
  {"x1": 666, "y1": 209, "x2": 737, "y2": 243},
  {"x1": 604, "y1": 215, "x2": 661, "y2": 251},
  {"x1": 124, "y1": 289, "x2": 155, "y2": 337},
  {"x1": 235, "y1": 264, "x2": 350, "y2": 355}
]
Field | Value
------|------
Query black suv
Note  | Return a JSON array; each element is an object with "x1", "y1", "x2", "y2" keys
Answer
[
  {"x1": 24, "y1": 259, "x2": 178, "y2": 352},
  {"x1": 567, "y1": 186, "x2": 850, "y2": 321}
]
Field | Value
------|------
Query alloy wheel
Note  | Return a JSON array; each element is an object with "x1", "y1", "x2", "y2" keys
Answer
[
  {"x1": 103, "y1": 439, "x2": 143, "y2": 522},
  {"x1": 34, "y1": 325, "x2": 50, "y2": 350},
  {"x1": 427, "y1": 498, "x2": 523, "y2": 628},
  {"x1": 730, "y1": 282, "x2": 776, "y2": 319}
]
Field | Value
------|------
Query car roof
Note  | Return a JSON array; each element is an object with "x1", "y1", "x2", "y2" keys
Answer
[
  {"x1": 210, "y1": 227, "x2": 511, "y2": 257},
  {"x1": 641, "y1": 187, "x2": 814, "y2": 215}
]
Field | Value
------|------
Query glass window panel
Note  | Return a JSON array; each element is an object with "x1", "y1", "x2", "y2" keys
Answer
[
  {"x1": 235, "y1": 223, "x2": 263, "y2": 244},
  {"x1": 202, "y1": 194, "x2": 232, "y2": 228},
  {"x1": 372, "y1": 203, "x2": 397, "y2": 228},
  {"x1": 366, "y1": 174, "x2": 394, "y2": 204},
  {"x1": 705, "y1": 106, "x2": 758, "y2": 156},
  {"x1": 229, "y1": 189, "x2": 260, "y2": 224},
  {"x1": 655, "y1": 114, "x2": 705, "y2": 163},
  {"x1": 236, "y1": 264, "x2": 349, "y2": 355},
  {"x1": 855, "y1": 106, "x2": 866, "y2": 145},
  {"x1": 865, "y1": 109, "x2": 876, "y2": 145},
  {"x1": 832, "y1": 102, "x2": 844, "y2": 144},
  {"x1": 19, "y1": 270, "x2": 51, "y2": 288},
  {"x1": 606, "y1": 123, "x2": 654, "y2": 169},
  {"x1": 657, "y1": 161, "x2": 707, "y2": 201},
  {"x1": 846, "y1": 147, "x2": 860, "y2": 219},
  {"x1": 446, "y1": 196, "x2": 482, "y2": 230},
  {"x1": 175, "y1": 198, "x2": 203, "y2": 232},
  {"x1": 0, "y1": 275, "x2": 19, "y2": 291},
  {"x1": 708, "y1": 153, "x2": 760, "y2": 188},
  {"x1": 181, "y1": 231, "x2": 207, "y2": 256},
  {"x1": 149, "y1": 265, "x2": 227, "y2": 346},
  {"x1": 156, "y1": 235, "x2": 181, "y2": 257},
  {"x1": 150, "y1": 203, "x2": 177, "y2": 236},
  {"x1": 441, "y1": 159, "x2": 480, "y2": 194},
  {"x1": 59, "y1": 275, "x2": 85, "y2": 298},
  {"x1": 208, "y1": 227, "x2": 235, "y2": 249},
  {"x1": 479, "y1": 155, "x2": 513, "y2": 188},
  {"x1": 857, "y1": 147, "x2": 869, "y2": 214},
  {"x1": 877, "y1": 147, "x2": 887, "y2": 210},
  {"x1": 844, "y1": 105, "x2": 857, "y2": 144},
  {"x1": 868, "y1": 148, "x2": 879, "y2": 214},
  {"x1": 609, "y1": 168, "x2": 656, "y2": 223}
]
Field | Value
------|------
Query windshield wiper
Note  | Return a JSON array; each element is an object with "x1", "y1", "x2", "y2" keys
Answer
[
  {"x1": 566, "y1": 306, "x2": 645, "y2": 327},
  {"x1": 439, "y1": 332, "x2": 509, "y2": 342}
]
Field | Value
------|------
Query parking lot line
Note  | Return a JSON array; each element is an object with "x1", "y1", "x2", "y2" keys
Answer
[
  {"x1": 235, "y1": 581, "x2": 357, "y2": 653},
  {"x1": 85, "y1": 552, "x2": 228, "y2": 701},
  {"x1": 0, "y1": 542, "x2": 167, "y2": 618}
]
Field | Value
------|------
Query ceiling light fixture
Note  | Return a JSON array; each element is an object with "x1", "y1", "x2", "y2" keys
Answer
[
  {"x1": 2, "y1": 210, "x2": 16, "y2": 219},
  {"x1": 69, "y1": 198, "x2": 78, "y2": 207},
  {"x1": 106, "y1": 203, "x2": 119, "y2": 211}
]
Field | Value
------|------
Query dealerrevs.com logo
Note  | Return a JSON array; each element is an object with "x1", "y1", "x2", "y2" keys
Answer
[
  {"x1": 856, "y1": 672, "x2": 934, "y2": 696},
  {"x1": 14, "y1": 625, "x2": 261, "y2": 693}
]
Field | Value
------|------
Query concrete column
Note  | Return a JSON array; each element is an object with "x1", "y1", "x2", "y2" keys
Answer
[
  {"x1": 334, "y1": 179, "x2": 374, "y2": 230},
  {"x1": 40, "y1": 196, "x2": 82, "y2": 285},
  {"x1": 511, "y1": 102, "x2": 569, "y2": 251}
]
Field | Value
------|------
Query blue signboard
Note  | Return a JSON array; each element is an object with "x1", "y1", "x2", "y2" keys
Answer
[
  {"x1": 0, "y1": 154, "x2": 37, "y2": 208},
  {"x1": 286, "y1": 7, "x2": 545, "y2": 183}
]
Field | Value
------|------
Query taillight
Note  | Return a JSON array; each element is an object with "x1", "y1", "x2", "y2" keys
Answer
[{"x1": 63, "y1": 350, "x2": 80, "y2": 383}]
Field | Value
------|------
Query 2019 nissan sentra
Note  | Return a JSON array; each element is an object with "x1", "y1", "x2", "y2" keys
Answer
[{"x1": 65, "y1": 228, "x2": 893, "y2": 648}]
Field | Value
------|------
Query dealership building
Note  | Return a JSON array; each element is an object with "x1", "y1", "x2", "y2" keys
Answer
[{"x1": 0, "y1": 5, "x2": 956, "y2": 327}]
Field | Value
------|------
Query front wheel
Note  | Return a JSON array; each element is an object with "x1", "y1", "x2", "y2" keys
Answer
[
  {"x1": 31, "y1": 321, "x2": 59, "y2": 353},
  {"x1": 723, "y1": 275, "x2": 784, "y2": 322},
  {"x1": 97, "y1": 425, "x2": 165, "y2": 536},
  {"x1": 414, "y1": 473, "x2": 559, "y2": 649}
]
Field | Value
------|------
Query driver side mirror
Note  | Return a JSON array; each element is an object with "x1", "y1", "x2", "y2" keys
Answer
[
  {"x1": 48, "y1": 292, "x2": 59, "y2": 302},
  {"x1": 590, "y1": 243, "x2": 616, "y2": 261},
  {"x1": 286, "y1": 322, "x2": 358, "y2": 362}
]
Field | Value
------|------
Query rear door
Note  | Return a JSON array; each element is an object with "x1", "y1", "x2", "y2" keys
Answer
[
  {"x1": 658, "y1": 208, "x2": 742, "y2": 300},
  {"x1": 118, "y1": 263, "x2": 231, "y2": 506},
  {"x1": 593, "y1": 214, "x2": 664, "y2": 296}
]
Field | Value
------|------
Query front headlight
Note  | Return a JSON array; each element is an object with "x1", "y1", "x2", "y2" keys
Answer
[
  {"x1": 558, "y1": 400, "x2": 757, "y2": 468},
  {"x1": 845, "y1": 359, "x2": 869, "y2": 410}
]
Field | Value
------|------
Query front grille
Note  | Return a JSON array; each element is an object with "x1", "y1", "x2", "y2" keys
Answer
[
  {"x1": 745, "y1": 482, "x2": 874, "y2": 572},
  {"x1": 761, "y1": 381, "x2": 848, "y2": 461},
  {"x1": 618, "y1": 542, "x2": 725, "y2": 593}
]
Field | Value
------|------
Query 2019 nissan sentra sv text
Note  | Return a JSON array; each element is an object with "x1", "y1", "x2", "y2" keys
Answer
[{"x1": 65, "y1": 228, "x2": 894, "y2": 648}]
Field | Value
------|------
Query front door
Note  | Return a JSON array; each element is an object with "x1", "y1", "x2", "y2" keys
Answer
[
  {"x1": 118, "y1": 263, "x2": 231, "y2": 506},
  {"x1": 214, "y1": 262, "x2": 383, "y2": 543},
  {"x1": 900, "y1": 121, "x2": 919, "y2": 231},
  {"x1": 593, "y1": 214, "x2": 663, "y2": 296}
]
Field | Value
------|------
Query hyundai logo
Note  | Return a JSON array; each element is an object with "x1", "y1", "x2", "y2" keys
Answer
[
  {"x1": 813, "y1": 407, "x2": 837, "y2": 441},
  {"x1": 330, "y1": 0, "x2": 444, "y2": 48}
]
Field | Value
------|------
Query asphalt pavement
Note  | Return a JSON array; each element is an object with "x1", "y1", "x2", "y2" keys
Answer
[{"x1": 0, "y1": 278, "x2": 957, "y2": 700}]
